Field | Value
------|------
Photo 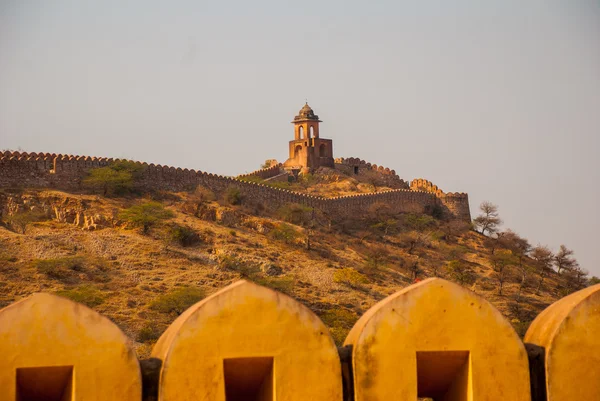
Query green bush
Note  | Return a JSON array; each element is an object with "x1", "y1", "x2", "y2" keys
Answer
[
  {"x1": 269, "y1": 223, "x2": 300, "y2": 244},
  {"x1": 320, "y1": 308, "x2": 358, "y2": 345},
  {"x1": 237, "y1": 175, "x2": 264, "y2": 183},
  {"x1": 56, "y1": 285, "x2": 105, "y2": 307},
  {"x1": 225, "y1": 187, "x2": 244, "y2": 205},
  {"x1": 150, "y1": 287, "x2": 205, "y2": 315},
  {"x1": 447, "y1": 259, "x2": 475, "y2": 285},
  {"x1": 119, "y1": 201, "x2": 174, "y2": 234},
  {"x1": 403, "y1": 213, "x2": 436, "y2": 231},
  {"x1": 333, "y1": 268, "x2": 369, "y2": 287},
  {"x1": 137, "y1": 323, "x2": 161, "y2": 342},
  {"x1": 3, "y1": 210, "x2": 47, "y2": 234},
  {"x1": 252, "y1": 276, "x2": 295, "y2": 295},
  {"x1": 83, "y1": 161, "x2": 145, "y2": 196},
  {"x1": 277, "y1": 203, "x2": 313, "y2": 225},
  {"x1": 168, "y1": 224, "x2": 200, "y2": 247},
  {"x1": 218, "y1": 254, "x2": 260, "y2": 277},
  {"x1": 193, "y1": 186, "x2": 216, "y2": 202},
  {"x1": 35, "y1": 256, "x2": 110, "y2": 283},
  {"x1": 36, "y1": 256, "x2": 86, "y2": 280}
]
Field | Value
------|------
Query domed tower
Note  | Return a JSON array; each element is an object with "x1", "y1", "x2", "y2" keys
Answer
[{"x1": 283, "y1": 103, "x2": 334, "y2": 173}]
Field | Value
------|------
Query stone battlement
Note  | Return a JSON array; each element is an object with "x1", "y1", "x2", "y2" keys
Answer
[
  {"x1": 0, "y1": 150, "x2": 471, "y2": 221},
  {"x1": 236, "y1": 163, "x2": 283, "y2": 180}
]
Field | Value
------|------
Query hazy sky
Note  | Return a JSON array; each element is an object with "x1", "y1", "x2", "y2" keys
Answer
[{"x1": 1, "y1": 1, "x2": 599, "y2": 275}]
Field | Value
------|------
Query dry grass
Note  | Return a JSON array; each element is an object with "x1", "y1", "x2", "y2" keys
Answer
[{"x1": 0, "y1": 189, "x2": 569, "y2": 357}]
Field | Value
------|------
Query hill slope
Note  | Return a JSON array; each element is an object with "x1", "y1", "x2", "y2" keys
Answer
[{"x1": 0, "y1": 188, "x2": 571, "y2": 357}]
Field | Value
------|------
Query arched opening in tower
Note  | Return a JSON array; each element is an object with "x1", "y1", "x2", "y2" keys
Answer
[
  {"x1": 294, "y1": 145, "x2": 302, "y2": 158},
  {"x1": 319, "y1": 143, "x2": 327, "y2": 157}
]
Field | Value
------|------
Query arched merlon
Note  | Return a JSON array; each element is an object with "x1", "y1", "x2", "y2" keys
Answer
[
  {"x1": 0, "y1": 293, "x2": 142, "y2": 401},
  {"x1": 0, "y1": 151, "x2": 471, "y2": 221},
  {"x1": 152, "y1": 280, "x2": 342, "y2": 401},
  {"x1": 345, "y1": 278, "x2": 531, "y2": 401},
  {"x1": 525, "y1": 283, "x2": 600, "y2": 401}
]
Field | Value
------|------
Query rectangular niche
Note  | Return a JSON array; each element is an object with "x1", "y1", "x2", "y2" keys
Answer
[
  {"x1": 16, "y1": 365, "x2": 74, "y2": 401},
  {"x1": 223, "y1": 357, "x2": 274, "y2": 401},
  {"x1": 416, "y1": 351, "x2": 471, "y2": 401}
]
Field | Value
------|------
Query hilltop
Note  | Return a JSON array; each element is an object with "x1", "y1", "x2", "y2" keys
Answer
[{"x1": 0, "y1": 183, "x2": 579, "y2": 358}]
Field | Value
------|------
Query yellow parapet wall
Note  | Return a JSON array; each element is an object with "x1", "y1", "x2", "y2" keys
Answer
[
  {"x1": 344, "y1": 278, "x2": 531, "y2": 401},
  {"x1": 0, "y1": 293, "x2": 141, "y2": 401},
  {"x1": 152, "y1": 280, "x2": 343, "y2": 401},
  {"x1": 525, "y1": 283, "x2": 600, "y2": 401}
]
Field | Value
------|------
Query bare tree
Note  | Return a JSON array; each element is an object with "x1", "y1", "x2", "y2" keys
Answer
[
  {"x1": 491, "y1": 249, "x2": 515, "y2": 295},
  {"x1": 562, "y1": 264, "x2": 588, "y2": 294},
  {"x1": 447, "y1": 259, "x2": 474, "y2": 286},
  {"x1": 531, "y1": 245, "x2": 554, "y2": 295},
  {"x1": 498, "y1": 230, "x2": 531, "y2": 299},
  {"x1": 554, "y1": 245, "x2": 577, "y2": 274},
  {"x1": 473, "y1": 201, "x2": 502, "y2": 236}
]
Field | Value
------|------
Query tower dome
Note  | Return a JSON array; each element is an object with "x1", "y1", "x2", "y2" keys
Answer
[{"x1": 294, "y1": 102, "x2": 321, "y2": 122}]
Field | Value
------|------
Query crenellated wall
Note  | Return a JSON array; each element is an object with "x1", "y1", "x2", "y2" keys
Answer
[
  {"x1": 0, "y1": 151, "x2": 471, "y2": 221},
  {"x1": 334, "y1": 157, "x2": 410, "y2": 189},
  {"x1": 237, "y1": 163, "x2": 283, "y2": 180},
  {"x1": 410, "y1": 178, "x2": 471, "y2": 222}
]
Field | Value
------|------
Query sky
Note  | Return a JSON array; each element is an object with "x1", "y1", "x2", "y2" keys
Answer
[{"x1": 1, "y1": 1, "x2": 599, "y2": 275}]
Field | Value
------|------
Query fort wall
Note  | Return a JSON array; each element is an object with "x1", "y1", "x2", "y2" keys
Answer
[
  {"x1": 236, "y1": 163, "x2": 283, "y2": 180},
  {"x1": 0, "y1": 151, "x2": 471, "y2": 221},
  {"x1": 334, "y1": 157, "x2": 410, "y2": 189}
]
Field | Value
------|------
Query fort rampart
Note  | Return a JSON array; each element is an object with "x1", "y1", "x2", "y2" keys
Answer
[
  {"x1": 236, "y1": 163, "x2": 283, "y2": 180},
  {"x1": 0, "y1": 151, "x2": 471, "y2": 221},
  {"x1": 334, "y1": 157, "x2": 410, "y2": 189},
  {"x1": 1, "y1": 279, "x2": 598, "y2": 401}
]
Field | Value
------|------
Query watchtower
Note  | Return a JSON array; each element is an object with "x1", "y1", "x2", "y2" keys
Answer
[{"x1": 283, "y1": 103, "x2": 334, "y2": 173}]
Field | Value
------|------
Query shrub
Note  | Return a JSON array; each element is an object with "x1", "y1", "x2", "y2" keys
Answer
[
  {"x1": 137, "y1": 323, "x2": 161, "y2": 342},
  {"x1": 218, "y1": 254, "x2": 259, "y2": 277},
  {"x1": 192, "y1": 186, "x2": 216, "y2": 202},
  {"x1": 83, "y1": 160, "x2": 145, "y2": 196},
  {"x1": 403, "y1": 213, "x2": 436, "y2": 231},
  {"x1": 35, "y1": 256, "x2": 86, "y2": 280},
  {"x1": 3, "y1": 210, "x2": 47, "y2": 234},
  {"x1": 225, "y1": 187, "x2": 244, "y2": 205},
  {"x1": 56, "y1": 285, "x2": 105, "y2": 307},
  {"x1": 447, "y1": 259, "x2": 475, "y2": 285},
  {"x1": 168, "y1": 224, "x2": 201, "y2": 247},
  {"x1": 35, "y1": 256, "x2": 110, "y2": 283},
  {"x1": 237, "y1": 175, "x2": 264, "y2": 183},
  {"x1": 277, "y1": 203, "x2": 313, "y2": 225},
  {"x1": 150, "y1": 287, "x2": 205, "y2": 315},
  {"x1": 269, "y1": 223, "x2": 300, "y2": 244},
  {"x1": 333, "y1": 268, "x2": 369, "y2": 287},
  {"x1": 119, "y1": 201, "x2": 174, "y2": 234},
  {"x1": 362, "y1": 246, "x2": 389, "y2": 274},
  {"x1": 320, "y1": 308, "x2": 358, "y2": 345},
  {"x1": 425, "y1": 204, "x2": 445, "y2": 219},
  {"x1": 252, "y1": 276, "x2": 295, "y2": 294}
]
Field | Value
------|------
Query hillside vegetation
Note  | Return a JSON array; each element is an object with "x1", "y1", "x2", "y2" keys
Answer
[{"x1": 0, "y1": 179, "x2": 592, "y2": 358}]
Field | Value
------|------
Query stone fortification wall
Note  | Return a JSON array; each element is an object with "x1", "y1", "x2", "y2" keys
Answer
[
  {"x1": 410, "y1": 178, "x2": 471, "y2": 222},
  {"x1": 0, "y1": 151, "x2": 470, "y2": 221},
  {"x1": 334, "y1": 157, "x2": 410, "y2": 189},
  {"x1": 237, "y1": 163, "x2": 283, "y2": 180}
]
